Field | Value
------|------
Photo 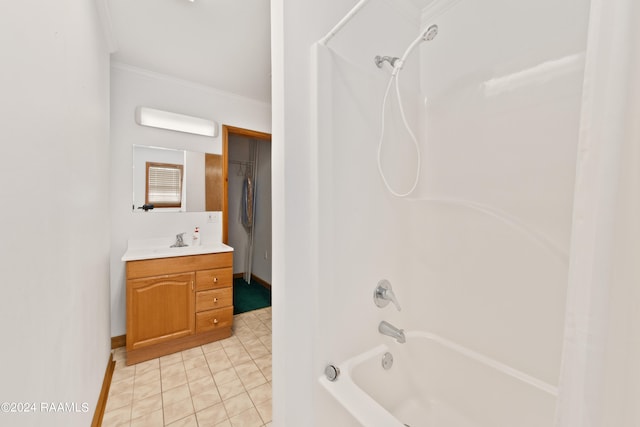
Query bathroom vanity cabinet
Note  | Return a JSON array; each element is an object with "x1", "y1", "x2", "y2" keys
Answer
[{"x1": 125, "y1": 251, "x2": 233, "y2": 365}]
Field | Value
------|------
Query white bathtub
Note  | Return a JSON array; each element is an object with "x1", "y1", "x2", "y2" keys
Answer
[{"x1": 319, "y1": 331, "x2": 558, "y2": 427}]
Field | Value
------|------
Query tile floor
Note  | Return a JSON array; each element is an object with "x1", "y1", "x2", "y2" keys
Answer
[{"x1": 102, "y1": 307, "x2": 272, "y2": 427}]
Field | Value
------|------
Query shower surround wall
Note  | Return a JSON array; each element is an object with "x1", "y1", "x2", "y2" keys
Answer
[
  {"x1": 312, "y1": 0, "x2": 589, "y2": 424},
  {"x1": 406, "y1": 0, "x2": 590, "y2": 386},
  {"x1": 313, "y1": 2, "x2": 428, "y2": 425}
]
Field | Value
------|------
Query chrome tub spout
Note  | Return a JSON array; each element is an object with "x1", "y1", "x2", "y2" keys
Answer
[{"x1": 379, "y1": 320, "x2": 406, "y2": 344}]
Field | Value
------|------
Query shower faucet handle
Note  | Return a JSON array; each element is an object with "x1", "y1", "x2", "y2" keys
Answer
[{"x1": 374, "y1": 279, "x2": 401, "y2": 311}]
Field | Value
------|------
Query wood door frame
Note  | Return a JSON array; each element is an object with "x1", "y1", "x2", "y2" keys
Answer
[{"x1": 221, "y1": 125, "x2": 272, "y2": 244}]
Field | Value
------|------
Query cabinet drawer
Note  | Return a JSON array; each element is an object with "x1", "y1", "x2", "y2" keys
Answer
[
  {"x1": 196, "y1": 287, "x2": 233, "y2": 312},
  {"x1": 196, "y1": 307, "x2": 233, "y2": 333},
  {"x1": 195, "y1": 267, "x2": 232, "y2": 291}
]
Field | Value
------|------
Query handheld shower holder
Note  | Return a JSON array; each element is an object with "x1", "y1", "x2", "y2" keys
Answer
[
  {"x1": 374, "y1": 55, "x2": 400, "y2": 69},
  {"x1": 374, "y1": 24, "x2": 438, "y2": 72}
]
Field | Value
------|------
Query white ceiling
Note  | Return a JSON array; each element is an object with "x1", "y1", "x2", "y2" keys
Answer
[{"x1": 107, "y1": 0, "x2": 271, "y2": 104}]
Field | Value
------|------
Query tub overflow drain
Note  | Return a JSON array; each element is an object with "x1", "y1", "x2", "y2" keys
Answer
[
  {"x1": 324, "y1": 364, "x2": 340, "y2": 382},
  {"x1": 382, "y1": 352, "x2": 394, "y2": 370}
]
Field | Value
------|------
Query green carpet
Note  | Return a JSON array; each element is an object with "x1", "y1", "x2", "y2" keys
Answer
[{"x1": 233, "y1": 277, "x2": 271, "y2": 314}]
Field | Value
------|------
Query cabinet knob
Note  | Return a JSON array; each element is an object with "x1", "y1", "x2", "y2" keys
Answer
[
  {"x1": 213, "y1": 297, "x2": 218, "y2": 303},
  {"x1": 213, "y1": 318, "x2": 219, "y2": 324},
  {"x1": 213, "y1": 277, "x2": 218, "y2": 283}
]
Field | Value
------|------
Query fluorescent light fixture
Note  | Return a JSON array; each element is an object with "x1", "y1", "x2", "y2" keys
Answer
[{"x1": 135, "y1": 107, "x2": 218, "y2": 137}]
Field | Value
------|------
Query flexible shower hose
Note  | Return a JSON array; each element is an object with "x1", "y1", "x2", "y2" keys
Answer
[{"x1": 377, "y1": 37, "x2": 424, "y2": 197}]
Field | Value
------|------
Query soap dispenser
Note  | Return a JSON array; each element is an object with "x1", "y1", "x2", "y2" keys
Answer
[{"x1": 192, "y1": 227, "x2": 201, "y2": 246}]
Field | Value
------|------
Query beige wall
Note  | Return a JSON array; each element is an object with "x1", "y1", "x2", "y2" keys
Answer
[{"x1": 0, "y1": 1, "x2": 111, "y2": 425}]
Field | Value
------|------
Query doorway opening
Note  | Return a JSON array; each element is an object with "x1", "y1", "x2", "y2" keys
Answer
[{"x1": 221, "y1": 125, "x2": 272, "y2": 312}]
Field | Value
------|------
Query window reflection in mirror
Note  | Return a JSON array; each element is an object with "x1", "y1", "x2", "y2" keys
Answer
[
  {"x1": 133, "y1": 145, "x2": 221, "y2": 212},
  {"x1": 145, "y1": 162, "x2": 184, "y2": 208}
]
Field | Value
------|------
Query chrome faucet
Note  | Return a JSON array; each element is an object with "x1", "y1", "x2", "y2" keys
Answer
[
  {"x1": 374, "y1": 280, "x2": 401, "y2": 311},
  {"x1": 379, "y1": 320, "x2": 406, "y2": 344},
  {"x1": 170, "y1": 232, "x2": 188, "y2": 248}
]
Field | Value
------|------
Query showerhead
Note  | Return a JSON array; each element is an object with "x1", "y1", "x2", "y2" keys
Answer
[
  {"x1": 376, "y1": 23, "x2": 439, "y2": 75},
  {"x1": 422, "y1": 24, "x2": 438, "y2": 41}
]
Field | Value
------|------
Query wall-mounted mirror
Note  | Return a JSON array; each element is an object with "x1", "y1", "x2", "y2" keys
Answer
[{"x1": 132, "y1": 145, "x2": 222, "y2": 212}]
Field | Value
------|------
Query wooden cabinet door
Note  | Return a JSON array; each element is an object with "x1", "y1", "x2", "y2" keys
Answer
[{"x1": 127, "y1": 272, "x2": 195, "y2": 350}]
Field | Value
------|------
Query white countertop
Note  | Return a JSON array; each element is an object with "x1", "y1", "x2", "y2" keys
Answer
[{"x1": 121, "y1": 239, "x2": 233, "y2": 262}]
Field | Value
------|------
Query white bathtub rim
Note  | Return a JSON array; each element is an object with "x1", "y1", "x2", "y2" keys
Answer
[
  {"x1": 319, "y1": 342, "x2": 407, "y2": 427},
  {"x1": 319, "y1": 330, "x2": 558, "y2": 427},
  {"x1": 406, "y1": 331, "x2": 559, "y2": 397}
]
